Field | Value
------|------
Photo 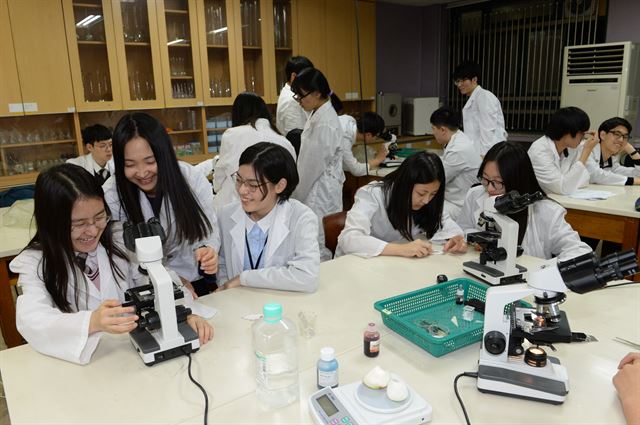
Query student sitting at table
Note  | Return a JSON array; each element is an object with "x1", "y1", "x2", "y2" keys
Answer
[
  {"x1": 10, "y1": 164, "x2": 213, "y2": 365},
  {"x1": 578, "y1": 117, "x2": 640, "y2": 186},
  {"x1": 103, "y1": 112, "x2": 219, "y2": 296},
  {"x1": 66, "y1": 124, "x2": 114, "y2": 186},
  {"x1": 457, "y1": 141, "x2": 591, "y2": 261},
  {"x1": 216, "y1": 142, "x2": 320, "y2": 292},
  {"x1": 336, "y1": 151, "x2": 467, "y2": 258}
]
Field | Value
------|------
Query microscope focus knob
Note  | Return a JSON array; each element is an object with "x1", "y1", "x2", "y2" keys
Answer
[{"x1": 484, "y1": 331, "x2": 506, "y2": 355}]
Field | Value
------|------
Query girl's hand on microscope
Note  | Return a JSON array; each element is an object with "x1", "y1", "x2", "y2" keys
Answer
[
  {"x1": 89, "y1": 299, "x2": 138, "y2": 334},
  {"x1": 187, "y1": 315, "x2": 214, "y2": 346}
]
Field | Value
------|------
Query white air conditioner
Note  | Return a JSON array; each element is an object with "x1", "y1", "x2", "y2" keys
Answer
[{"x1": 561, "y1": 41, "x2": 640, "y2": 129}]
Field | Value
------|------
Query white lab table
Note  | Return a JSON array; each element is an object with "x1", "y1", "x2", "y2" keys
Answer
[{"x1": 1, "y1": 250, "x2": 637, "y2": 424}]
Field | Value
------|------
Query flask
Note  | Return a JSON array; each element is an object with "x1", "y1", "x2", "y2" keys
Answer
[
  {"x1": 252, "y1": 303, "x2": 299, "y2": 408},
  {"x1": 317, "y1": 347, "x2": 339, "y2": 389},
  {"x1": 363, "y1": 322, "x2": 380, "y2": 357}
]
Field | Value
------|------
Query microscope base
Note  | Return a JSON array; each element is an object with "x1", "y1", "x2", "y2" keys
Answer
[
  {"x1": 130, "y1": 321, "x2": 200, "y2": 366},
  {"x1": 463, "y1": 261, "x2": 526, "y2": 285},
  {"x1": 477, "y1": 356, "x2": 568, "y2": 404}
]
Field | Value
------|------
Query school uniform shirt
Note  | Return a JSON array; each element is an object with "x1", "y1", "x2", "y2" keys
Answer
[
  {"x1": 578, "y1": 142, "x2": 640, "y2": 186},
  {"x1": 213, "y1": 118, "x2": 296, "y2": 211},
  {"x1": 339, "y1": 114, "x2": 368, "y2": 177},
  {"x1": 528, "y1": 135, "x2": 590, "y2": 195},
  {"x1": 462, "y1": 85, "x2": 508, "y2": 156},
  {"x1": 441, "y1": 130, "x2": 482, "y2": 220},
  {"x1": 104, "y1": 161, "x2": 219, "y2": 282},
  {"x1": 10, "y1": 242, "x2": 144, "y2": 365},
  {"x1": 66, "y1": 153, "x2": 115, "y2": 185},
  {"x1": 276, "y1": 83, "x2": 309, "y2": 135},
  {"x1": 457, "y1": 185, "x2": 592, "y2": 261},
  {"x1": 336, "y1": 182, "x2": 464, "y2": 258},
  {"x1": 217, "y1": 199, "x2": 320, "y2": 292}
]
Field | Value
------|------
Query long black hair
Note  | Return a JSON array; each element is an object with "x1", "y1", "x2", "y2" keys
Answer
[
  {"x1": 382, "y1": 152, "x2": 446, "y2": 240},
  {"x1": 239, "y1": 142, "x2": 299, "y2": 203},
  {"x1": 25, "y1": 164, "x2": 127, "y2": 312},
  {"x1": 111, "y1": 112, "x2": 212, "y2": 244},
  {"x1": 231, "y1": 92, "x2": 279, "y2": 133},
  {"x1": 479, "y1": 141, "x2": 547, "y2": 244}
]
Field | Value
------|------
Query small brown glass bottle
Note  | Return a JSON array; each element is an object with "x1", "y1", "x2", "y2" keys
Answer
[{"x1": 364, "y1": 322, "x2": 380, "y2": 357}]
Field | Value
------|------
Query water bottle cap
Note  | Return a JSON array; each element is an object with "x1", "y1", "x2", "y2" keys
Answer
[
  {"x1": 320, "y1": 347, "x2": 335, "y2": 361},
  {"x1": 367, "y1": 322, "x2": 377, "y2": 332},
  {"x1": 263, "y1": 303, "x2": 282, "y2": 323}
]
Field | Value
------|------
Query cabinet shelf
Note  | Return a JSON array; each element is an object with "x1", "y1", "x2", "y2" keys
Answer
[
  {"x1": 0, "y1": 139, "x2": 76, "y2": 149},
  {"x1": 73, "y1": 3, "x2": 101, "y2": 9},
  {"x1": 207, "y1": 44, "x2": 229, "y2": 49},
  {"x1": 77, "y1": 40, "x2": 107, "y2": 45},
  {"x1": 275, "y1": 47, "x2": 292, "y2": 51},
  {"x1": 165, "y1": 9, "x2": 188, "y2": 15},
  {"x1": 170, "y1": 75, "x2": 194, "y2": 80},
  {"x1": 168, "y1": 42, "x2": 191, "y2": 47},
  {"x1": 242, "y1": 45, "x2": 262, "y2": 50},
  {"x1": 207, "y1": 127, "x2": 229, "y2": 132},
  {"x1": 168, "y1": 129, "x2": 200, "y2": 135},
  {"x1": 124, "y1": 41, "x2": 151, "y2": 47}
]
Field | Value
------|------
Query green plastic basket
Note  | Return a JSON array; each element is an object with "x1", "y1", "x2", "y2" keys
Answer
[{"x1": 374, "y1": 278, "x2": 489, "y2": 358}]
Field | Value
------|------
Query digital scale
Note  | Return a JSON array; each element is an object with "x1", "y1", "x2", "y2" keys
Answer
[{"x1": 309, "y1": 378, "x2": 432, "y2": 425}]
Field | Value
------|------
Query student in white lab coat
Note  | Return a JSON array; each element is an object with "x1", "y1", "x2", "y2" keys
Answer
[
  {"x1": 290, "y1": 67, "x2": 344, "y2": 260},
  {"x1": 430, "y1": 106, "x2": 482, "y2": 220},
  {"x1": 528, "y1": 107, "x2": 598, "y2": 195},
  {"x1": 276, "y1": 55, "x2": 314, "y2": 135},
  {"x1": 579, "y1": 117, "x2": 640, "y2": 186},
  {"x1": 457, "y1": 141, "x2": 591, "y2": 261},
  {"x1": 66, "y1": 124, "x2": 115, "y2": 186},
  {"x1": 336, "y1": 152, "x2": 467, "y2": 258},
  {"x1": 453, "y1": 61, "x2": 507, "y2": 156},
  {"x1": 213, "y1": 92, "x2": 296, "y2": 211},
  {"x1": 331, "y1": 94, "x2": 388, "y2": 176},
  {"x1": 216, "y1": 142, "x2": 319, "y2": 292},
  {"x1": 103, "y1": 113, "x2": 219, "y2": 296},
  {"x1": 10, "y1": 164, "x2": 213, "y2": 365}
]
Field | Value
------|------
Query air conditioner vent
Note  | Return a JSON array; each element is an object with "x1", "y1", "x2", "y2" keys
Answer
[{"x1": 567, "y1": 44, "x2": 625, "y2": 75}]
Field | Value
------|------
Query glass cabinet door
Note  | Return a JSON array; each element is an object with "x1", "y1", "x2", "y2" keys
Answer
[
  {"x1": 235, "y1": 0, "x2": 270, "y2": 98},
  {"x1": 156, "y1": 0, "x2": 203, "y2": 107},
  {"x1": 272, "y1": 0, "x2": 292, "y2": 97},
  {"x1": 62, "y1": 0, "x2": 122, "y2": 111},
  {"x1": 111, "y1": 0, "x2": 164, "y2": 109}
]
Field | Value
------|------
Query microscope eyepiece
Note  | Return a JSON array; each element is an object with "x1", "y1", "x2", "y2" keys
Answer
[{"x1": 559, "y1": 250, "x2": 638, "y2": 294}]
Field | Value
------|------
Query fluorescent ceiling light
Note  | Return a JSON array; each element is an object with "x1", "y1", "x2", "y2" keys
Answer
[
  {"x1": 209, "y1": 26, "x2": 228, "y2": 34},
  {"x1": 76, "y1": 14, "x2": 102, "y2": 27},
  {"x1": 167, "y1": 38, "x2": 186, "y2": 46}
]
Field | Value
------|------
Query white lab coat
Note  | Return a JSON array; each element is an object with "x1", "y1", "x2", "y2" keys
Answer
[
  {"x1": 462, "y1": 85, "x2": 508, "y2": 156},
  {"x1": 578, "y1": 142, "x2": 640, "y2": 185},
  {"x1": 66, "y1": 153, "x2": 115, "y2": 176},
  {"x1": 336, "y1": 182, "x2": 464, "y2": 258},
  {"x1": 441, "y1": 130, "x2": 482, "y2": 220},
  {"x1": 457, "y1": 185, "x2": 592, "y2": 261},
  {"x1": 528, "y1": 135, "x2": 590, "y2": 195},
  {"x1": 212, "y1": 118, "x2": 296, "y2": 211},
  {"x1": 11, "y1": 243, "x2": 144, "y2": 365},
  {"x1": 217, "y1": 199, "x2": 320, "y2": 292},
  {"x1": 276, "y1": 83, "x2": 308, "y2": 135},
  {"x1": 104, "y1": 161, "x2": 220, "y2": 282},
  {"x1": 339, "y1": 114, "x2": 368, "y2": 177}
]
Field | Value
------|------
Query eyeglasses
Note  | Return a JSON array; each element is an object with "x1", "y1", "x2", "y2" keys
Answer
[
  {"x1": 453, "y1": 79, "x2": 469, "y2": 86},
  {"x1": 232, "y1": 172, "x2": 266, "y2": 193},
  {"x1": 94, "y1": 141, "x2": 112, "y2": 150},
  {"x1": 608, "y1": 130, "x2": 630, "y2": 141},
  {"x1": 292, "y1": 91, "x2": 311, "y2": 102},
  {"x1": 71, "y1": 213, "x2": 111, "y2": 233},
  {"x1": 478, "y1": 176, "x2": 505, "y2": 191}
]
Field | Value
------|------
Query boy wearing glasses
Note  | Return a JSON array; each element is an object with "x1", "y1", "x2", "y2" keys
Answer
[{"x1": 66, "y1": 124, "x2": 114, "y2": 186}]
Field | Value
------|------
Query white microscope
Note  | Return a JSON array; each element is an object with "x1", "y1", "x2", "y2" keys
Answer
[
  {"x1": 463, "y1": 191, "x2": 543, "y2": 285},
  {"x1": 477, "y1": 244, "x2": 637, "y2": 403}
]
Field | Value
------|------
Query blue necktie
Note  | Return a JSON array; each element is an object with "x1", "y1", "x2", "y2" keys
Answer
[{"x1": 243, "y1": 224, "x2": 267, "y2": 271}]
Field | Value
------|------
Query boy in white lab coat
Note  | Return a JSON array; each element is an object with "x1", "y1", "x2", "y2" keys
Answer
[
  {"x1": 430, "y1": 106, "x2": 481, "y2": 220},
  {"x1": 453, "y1": 61, "x2": 507, "y2": 157},
  {"x1": 528, "y1": 106, "x2": 598, "y2": 195},
  {"x1": 66, "y1": 124, "x2": 114, "y2": 186},
  {"x1": 216, "y1": 142, "x2": 319, "y2": 292},
  {"x1": 276, "y1": 55, "x2": 313, "y2": 135}
]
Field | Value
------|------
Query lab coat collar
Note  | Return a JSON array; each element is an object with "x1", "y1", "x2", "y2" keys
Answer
[
  {"x1": 310, "y1": 99, "x2": 333, "y2": 121},
  {"x1": 464, "y1": 85, "x2": 483, "y2": 108}
]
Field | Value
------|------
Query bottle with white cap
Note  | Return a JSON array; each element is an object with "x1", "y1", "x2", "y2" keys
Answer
[{"x1": 317, "y1": 346, "x2": 339, "y2": 389}]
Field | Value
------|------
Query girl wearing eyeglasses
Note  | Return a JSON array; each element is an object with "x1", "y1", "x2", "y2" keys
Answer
[
  {"x1": 215, "y1": 142, "x2": 319, "y2": 292},
  {"x1": 577, "y1": 117, "x2": 640, "y2": 186},
  {"x1": 336, "y1": 152, "x2": 467, "y2": 258},
  {"x1": 10, "y1": 164, "x2": 214, "y2": 364},
  {"x1": 104, "y1": 112, "x2": 219, "y2": 296},
  {"x1": 290, "y1": 67, "x2": 344, "y2": 261},
  {"x1": 457, "y1": 141, "x2": 591, "y2": 260},
  {"x1": 213, "y1": 92, "x2": 296, "y2": 211}
]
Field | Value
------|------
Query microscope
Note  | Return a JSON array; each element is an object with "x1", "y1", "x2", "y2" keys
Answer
[
  {"x1": 463, "y1": 191, "x2": 544, "y2": 285},
  {"x1": 123, "y1": 224, "x2": 199, "y2": 366},
  {"x1": 477, "y1": 249, "x2": 638, "y2": 404}
]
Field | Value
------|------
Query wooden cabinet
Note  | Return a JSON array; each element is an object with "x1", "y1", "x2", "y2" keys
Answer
[
  {"x1": 271, "y1": 0, "x2": 296, "y2": 96},
  {"x1": 0, "y1": 0, "x2": 23, "y2": 117},
  {"x1": 295, "y1": 0, "x2": 327, "y2": 74}
]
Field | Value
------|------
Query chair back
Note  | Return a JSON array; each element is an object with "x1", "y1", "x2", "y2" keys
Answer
[{"x1": 322, "y1": 211, "x2": 347, "y2": 258}]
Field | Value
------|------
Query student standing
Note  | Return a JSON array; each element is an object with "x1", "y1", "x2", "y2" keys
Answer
[
  {"x1": 216, "y1": 143, "x2": 319, "y2": 292},
  {"x1": 336, "y1": 152, "x2": 467, "y2": 258},
  {"x1": 213, "y1": 92, "x2": 296, "y2": 211},
  {"x1": 528, "y1": 107, "x2": 598, "y2": 195},
  {"x1": 458, "y1": 141, "x2": 591, "y2": 261},
  {"x1": 66, "y1": 124, "x2": 114, "y2": 186},
  {"x1": 11, "y1": 164, "x2": 213, "y2": 365},
  {"x1": 453, "y1": 61, "x2": 507, "y2": 156},
  {"x1": 103, "y1": 113, "x2": 219, "y2": 295},
  {"x1": 430, "y1": 107, "x2": 481, "y2": 220},
  {"x1": 276, "y1": 56, "x2": 314, "y2": 135}
]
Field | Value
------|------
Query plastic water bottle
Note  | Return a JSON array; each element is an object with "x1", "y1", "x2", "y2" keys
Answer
[{"x1": 252, "y1": 303, "x2": 299, "y2": 408}]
